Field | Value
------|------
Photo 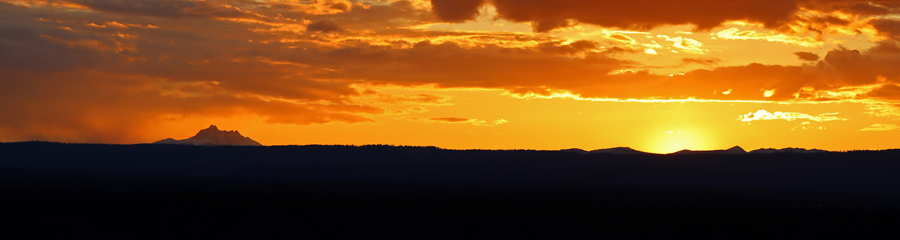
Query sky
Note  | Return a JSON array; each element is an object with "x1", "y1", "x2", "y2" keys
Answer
[{"x1": 2, "y1": 0, "x2": 900, "y2": 153}]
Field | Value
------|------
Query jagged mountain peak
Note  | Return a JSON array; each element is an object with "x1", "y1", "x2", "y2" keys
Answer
[{"x1": 153, "y1": 125, "x2": 262, "y2": 146}]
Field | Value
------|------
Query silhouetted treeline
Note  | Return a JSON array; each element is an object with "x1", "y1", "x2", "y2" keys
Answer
[{"x1": 3, "y1": 142, "x2": 900, "y2": 239}]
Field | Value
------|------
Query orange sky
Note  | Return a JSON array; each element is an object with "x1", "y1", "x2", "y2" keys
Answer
[{"x1": 2, "y1": 0, "x2": 900, "y2": 153}]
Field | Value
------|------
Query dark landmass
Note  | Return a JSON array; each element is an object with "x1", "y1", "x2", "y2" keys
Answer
[
  {"x1": 562, "y1": 146, "x2": 651, "y2": 154},
  {"x1": 673, "y1": 146, "x2": 747, "y2": 155},
  {"x1": 3, "y1": 142, "x2": 900, "y2": 239},
  {"x1": 749, "y1": 147, "x2": 831, "y2": 154},
  {"x1": 153, "y1": 125, "x2": 262, "y2": 146}
]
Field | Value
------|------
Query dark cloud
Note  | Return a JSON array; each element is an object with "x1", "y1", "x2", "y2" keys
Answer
[
  {"x1": 681, "y1": 57, "x2": 723, "y2": 66},
  {"x1": 870, "y1": 18, "x2": 900, "y2": 41},
  {"x1": 866, "y1": 84, "x2": 900, "y2": 100},
  {"x1": 537, "y1": 40, "x2": 599, "y2": 55},
  {"x1": 819, "y1": 42, "x2": 900, "y2": 86},
  {"x1": 0, "y1": 1, "x2": 399, "y2": 142},
  {"x1": 69, "y1": 0, "x2": 256, "y2": 19},
  {"x1": 0, "y1": 70, "x2": 379, "y2": 143},
  {"x1": 804, "y1": 1, "x2": 900, "y2": 15},
  {"x1": 430, "y1": 0, "x2": 486, "y2": 22},
  {"x1": 794, "y1": 52, "x2": 820, "y2": 61},
  {"x1": 307, "y1": 19, "x2": 343, "y2": 33},
  {"x1": 431, "y1": 0, "x2": 800, "y2": 32},
  {"x1": 0, "y1": 22, "x2": 109, "y2": 72},
  {"x1": 429, "y1": 0, "x2": 900, "y2": 33},
  {"x1": 643, "y1": 64, "x2": 810, "y2": 100},
  {"x1": 430, "y1": 117, "x2": 472, "y2": 123},
  {"x1": 298, "y1": 40, "x2": 631, "y2": 90},
  {"x1": 329, "y1": 2, "x2": 351, "y2": 12},
  {"x1": 375, "y1": 94, "x2": 450, "y2": 105}
]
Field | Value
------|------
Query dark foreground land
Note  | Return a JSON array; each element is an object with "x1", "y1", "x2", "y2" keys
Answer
[{"x1": 3, "y1": 142, "x2": 900, "y2": 239}]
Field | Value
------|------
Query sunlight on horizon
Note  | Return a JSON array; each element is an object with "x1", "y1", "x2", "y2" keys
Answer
[{"x1": 648, "y1": 130, "x2": 708, "y2": 154}]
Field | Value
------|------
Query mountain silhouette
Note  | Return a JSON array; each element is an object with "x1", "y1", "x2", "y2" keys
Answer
[
  {"x1": 564, "y1": 146, "x2": 835, "y2": 155},
  {"x1": 561, "y1": 147, "x2": 651, "y2": 154},
  {"x1": 589, "y1": 147, "x2": 651, "y2": 154},
  {"x1": 749, "y1": 147, "x2": 829, "y2": 154},
  {"x1": 153, "y1": 125, "x2": 262, "y2": 146},
  {"x1": 673, "y1": 146, "x2": 747, "y2": 155}
]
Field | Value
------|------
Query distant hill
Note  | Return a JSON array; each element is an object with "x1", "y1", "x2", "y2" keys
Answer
[
  {"x1": 563, "y1": 146, "x2": 833, "y2": 155},
  {"x1": 750, "y1": 148, "x2": 829, "y2": 154},
  {"x1": 672, "y1": 146, "x2": 747, "y2": 155},
  {"x1": 153, "y1": 125, "x2": 262, "y2": 146},
  {"x1": 589, "y1": 147, "x2": 651, "y2": 154},
  {"x1": 561, "y1": 147, "x2": 652, "y2": 155}
]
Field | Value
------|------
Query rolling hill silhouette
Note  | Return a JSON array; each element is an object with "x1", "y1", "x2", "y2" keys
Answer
[
  {"x1": 562, "y1": 146, "x2": 829, "y2": 155},
  {"x1": 561, "y1": 147, "x2": 651, "y2": 154},
  {"x1": 673, "y1": 146, "x2": 747, "y2": 154}
]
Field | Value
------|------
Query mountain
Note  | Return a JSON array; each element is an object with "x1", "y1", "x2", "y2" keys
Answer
[
  {"x1": 749, "y1": 148, "x2": 829, "y2": 154},
  {"x1": 559, "y1": 148, "x2": 588, "y2": 154},
  {"x1": 153, "y1": 125, "x2": 262, "y2": 146},
  {"x1": 673, "y1": 146, "x2": 747, "y2": 155},
  {"x1": 589, "y1": 147, "x2": 651, "y2": 154},
  {"x1": 560, "y1": 147, "x2": 651, "y2": 154}
]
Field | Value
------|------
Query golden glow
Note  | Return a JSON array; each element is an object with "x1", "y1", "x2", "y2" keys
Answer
[{"x1": 652, "y1": 131, "x2": 704, "y2": 154}]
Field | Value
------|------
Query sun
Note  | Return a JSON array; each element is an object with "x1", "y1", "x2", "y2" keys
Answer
[{"x1": 650, "y1": 130, "x2": 705, "y2": 154}]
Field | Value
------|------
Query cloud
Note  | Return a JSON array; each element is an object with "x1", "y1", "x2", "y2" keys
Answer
[
  {"x1": 430, "y1": 0, "x2": 485, "y2": 23},
  {"x1": 738, "y1": 110, "x2": 845, "y2": 122},
  {"x1": 0, "y1": 1, "x2": 436, "y2": 142},
  {"x1": 818, "y1": 42, "x2": 900, "y2": 86},
  {"x1": 866, "y1": 84, "x2": 900, "y2": 100},
  {"x1": 870, "y1": 18, "x2": 900, "y2": 41},
  {"x1": 0, "y1": 70, "x2": 382, "y2": 143},
  {"x1": 712, "y1": 28, "x2": 822, "y2": 47},
  {"x1": 681, "y1": 57, "x2": 722, "y2": 66},
  {"x1": 860, "y1": 123, "x2": 900, "y2": 131},
  {"x1": 794, "y1": 52, "x2": 820, "y2": 61},
  {"x1": 7, "y1": 0, "x2": 900, "y2": 144},
  {"x1": 658, "y1": 35, "x2": 707, "y2": 54},
  {"x1": 537, "y1": 40, "x2": 600, "y2": 55},
  {"x1": 430, "y1": 117, "x2": 473, "y2": 123},
  {"x1": 306, "y1": 19, "x2": 343, "y2": 33},
  {"x1": 427, "y1": 117, "x2": 508, "y2": 126},
  {"x1": 368, "y1": 93, "x2": 452, "y2": 105},
  {"x1": 67, "y1": 0, "x2": 259, "y2": 19},
  {"x1": 430, "y1": 0, "x2": 799, "y2": 32}
]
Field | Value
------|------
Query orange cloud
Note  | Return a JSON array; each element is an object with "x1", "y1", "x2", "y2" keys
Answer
[
  {"x1": 431, "y1": 0, "x2": 800, "y2": 32},
  {"x1": 870, "y1": 18, "x2": 900, "y2": 40}
]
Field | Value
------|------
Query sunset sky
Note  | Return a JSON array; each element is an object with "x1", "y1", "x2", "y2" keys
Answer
[{"x1": 3, "y1": 0, "x2": 900, "y2": 153}]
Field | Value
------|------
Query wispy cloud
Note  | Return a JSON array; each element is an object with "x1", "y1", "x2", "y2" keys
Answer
[
  {"x1": 860, "y1": 123, "x2": 899, "y2": 131},
  {"x1": 738, "y1": 110, "x2": 845, "y2": 122},
  {"x1": 426, "y1": 117, "x2": 508, "y2": 126}
]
